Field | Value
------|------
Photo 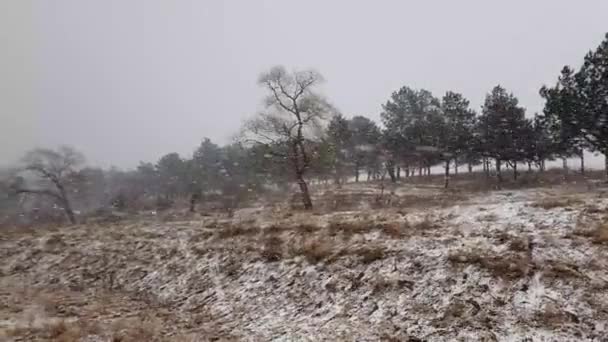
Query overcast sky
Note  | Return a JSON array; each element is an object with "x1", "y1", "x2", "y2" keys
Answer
[{"x1": 1, "y1": 1, "x2": 607, "y2": 168}]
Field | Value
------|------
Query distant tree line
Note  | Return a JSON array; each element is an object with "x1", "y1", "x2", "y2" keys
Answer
[{"x1": 2, "y1": 33, "x2": 607, "y2": 223}]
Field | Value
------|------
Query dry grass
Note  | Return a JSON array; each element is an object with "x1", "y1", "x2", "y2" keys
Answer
[
  {"x1": 377, "y1": 222, "x2": 406, "y2": 238},
  {"x1": 535, "y1": 259, "x2": 584, "y2": 280},
  {"x1": 216, "y1": 224, "x2": 261, "y2": 239},
  {"x1": 371, "y1": 276, "x2": 414, "y2": 296},
  {"x1": 593, "y1": 222, "x2": 608, "y2": 244},
  {"x1": 328, "y1": 220, "x2": 374, "y2": 238},
  {"x1": 530, "y1": 197, "x2": 584, "y2": 210},
  {"x1": 533, "y1": 304, "x2": 579, "y2": 328},
  {"x1": 289, "y1": 238, "x2": 334, "y2": 264},
  {"x1": 4, "y1": 319, "x2": 84, "y2": 342},
  {"x1": 261, "y1": 236, "x2": 283, "y2": 262},
  {"x1": 573, "y1": 220, "x2": 608, "y2": 244},
  {"x1": 353, "y1": 245, "x2": 386, "y2": 264},
  {"x1": 294, "y1": 223, "x2": 321, "y2": 234},
  {"x1": 448, "y1": 248, "x2": 529, "y2": 280}
]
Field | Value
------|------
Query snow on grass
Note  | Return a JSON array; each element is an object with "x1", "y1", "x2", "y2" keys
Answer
[{"x1": 2, "y1": 187, "x2": 608, "y2": 340}]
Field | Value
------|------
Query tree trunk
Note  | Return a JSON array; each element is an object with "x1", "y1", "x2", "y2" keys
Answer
[
  {"x1": 604, "y1": 152, "x2": 608, "y2": 180},
  {"x1": 396, "y1": 166, "x2": 401, "y2": 180},
  {"x1": 562, "y1": 157, "x2": 568, "y2": 180},
  {"x1": 454, "y1": 158, "x2": 459, "y2": 175},
  {"x1": 189, "y1": 193, "x2": 197, "y2": 213},
  {"x1": 496, "y1": 159, "x2": 503, "y2": 184},
  {"x1": 513, "y1": 161, "x2": 518, "y2": 180},
  {"x1": 418, "y1": 167, "x2": 422, "y2": 177},
  {"x1": 405, "y1": 166, "x2": 410, "y2": 178},
  {"x1": 386, "y1": 160, "x2": 396, "y2": 183},
  {"x1": 527, "y1": 162, "x2": 532, "y2": 172},
  {"x1": 444, "y1": 159, "x2": 450, "y2": 188},
  {"x1": 484, "y1": 158, "x2": 490, "y2": 178},
  {"x1": 297, "y1": 176, "x2": 313, "y2": 210},
  {"x1": 355, "y1": 167, "x2": 360, "y2": 182},
  {"x1": 468, "y1": 162, "x2": 473, "y2": 173},
  {"x1": 55, "y1": 183, "x2": 76, "y2": 224},
  {"x1": 579, "y1": 152, "x2": 585, "y2": 176},
  {"x1": 427, "y1": 166, "x2": 431, "y2": 176},
  {"x1": 61, "y1": 198, "x2": 76, "y2": 224}
]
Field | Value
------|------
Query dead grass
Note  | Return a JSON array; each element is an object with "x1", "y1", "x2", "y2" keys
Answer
[
  {"x1": 328, "y1": 220, "x2": 374, "y2": 238},
  {"x1": 353, "y1": 245, "x2": 386, "y2": 264},
  {"x1": 371, "y1": 276, "x2": 414, "y2": 296},
  {"x1": 541, "y1": 259, "x2": 584, "y2": 280},
  {"x1": 261, "y1": 236, "x2": 283, "y2": 262},
  {"x1": 216, "y1": 224, "x2": 261, "y2": 239},
  {"x1": 289, "y1": 238, "x2": 334, "y2": 264},
  {"x1": 294, "y1": 223, "x2": 321, "y2": 234},
  {"x1": 530, "y1": 197, "x2": 584, "y2": 210},
  {"x1": 377, "y1": 222, "x2": 406, "y2": 238},
  {"x1": 533, "y1": 304, "x2": 579, "y2": 328},
  {"x1": 573, "y1": 220, "x2": 608, "y2": 244},
  {"x1": 448, "y1": 248, "x2": 529, "y2": 280}
]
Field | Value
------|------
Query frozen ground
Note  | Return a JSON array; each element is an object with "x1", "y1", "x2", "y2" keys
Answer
[{"x1": 2, "y1": 184, "x2": 608, "y2": 341}]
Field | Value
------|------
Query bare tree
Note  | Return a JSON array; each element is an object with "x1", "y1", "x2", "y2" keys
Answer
[
  {"x1": 242, "y1": 66, "x2": 333, "y2": 210},
  {"x1": 12, "y1": 146, "x2": 85, "y2": 224}
]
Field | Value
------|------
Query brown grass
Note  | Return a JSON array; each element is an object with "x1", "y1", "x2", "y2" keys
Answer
[
  {"x1": 448, "y1": 248, "x2": 529, "y2": 280},
  {"x1": 216, "y1": 224, "x2": 261, "y2": 239},
  {"x1": 573, "y1": 221, "x2": 608, "y2": 244},
  {"x1": 533, "y1": 304, "x2": 579, "y2": 327},
  {"x1": 328, "y1": 220, "x2": 373, "y2": 238},
  {"x1": 294, "y1": 223, "x2": 321, "y2": 234},
  {"x1": 289, "y1": 238, "x2": 334, "y2": 264},
  {"x1": 261, "y1": 236, "x2": 283, "y2": 262},
  {"x1": 530, "y1": 197, "x2": 584, "y2": 210},
  {"x1": 353, "y1": 246, "x2": 386, "y2": 264}
]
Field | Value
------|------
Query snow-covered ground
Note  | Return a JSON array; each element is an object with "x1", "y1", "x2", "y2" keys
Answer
[{"x1": 2, "y1": 185, "x2": 608, "y2": 341}]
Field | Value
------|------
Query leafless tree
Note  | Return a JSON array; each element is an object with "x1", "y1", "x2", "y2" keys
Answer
[
  {"x1": 242, "y1": 66, "x2": 333, "y2": 210},
  {"x1": 12, "y1": 146, "x2": 85, "y2": 224}
]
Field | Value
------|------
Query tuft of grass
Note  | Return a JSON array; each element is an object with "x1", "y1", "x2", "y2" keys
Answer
[
  {"x1": 377, "y1": 222, "x2": 406, "y2": 238},
  {"x1": 295, "y1": 223, "x2": 321, "y2": 234},
  {"x1": 261, "y1": 236, "x2": 283, "y2": 262},
  {"x1": 448, "y1": 248, "x2": 528, "y2": 280},
  {"x1": 263, "y1": 224, "x2": 288, "y2": 235},
  {"x1": 353, "y1": 246, "x2": 386, "y2": 264},
  {"x1": 573, "y1": 221, "x2": 608, "y2": 244},
  {"x1": 216, "y1": 224, "x2": 261, "y2": 239},
  {"x1": 289, "y1": 238, "x2": 333, "y2": 264},
  {"x1": 593, "y1": 222, "x2": 608, "y2": 244},
  {"x1": 530, "y1": 197, "x2": 584, "y2": 210},
  {"x1": 328, "y1": 220, "x2": 373, "y2": 238},
  {"x1": 411, "y1": 216, "x2": 437, "y2": 230}
]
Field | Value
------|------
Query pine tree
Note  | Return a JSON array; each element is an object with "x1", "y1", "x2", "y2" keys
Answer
[
  {"x1": 478, "y1": 86, "x2": 528, "y2": 183},
  {"x1": 327, "y1": 114, "x2": 352, "y2": 185},
  {"x1": 575, "y1": 33, "x2": 608, "y2": 177}
]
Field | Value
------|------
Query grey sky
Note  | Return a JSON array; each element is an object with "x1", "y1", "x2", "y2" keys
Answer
[{"x1": 1, "y1": 1, "x2": 607, "y2": 168}]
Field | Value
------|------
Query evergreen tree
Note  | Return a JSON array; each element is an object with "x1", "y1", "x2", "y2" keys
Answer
[
  {"x1": 575, "y1": 33, "x2": 608, "y2": 176},
  {"x1": 478, "y1": 86, "x2": 529, "y2": 183}
]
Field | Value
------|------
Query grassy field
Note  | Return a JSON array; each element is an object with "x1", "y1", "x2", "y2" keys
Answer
[{"x1": 2, "y1": 176, "x2": 608, "y2": 341}]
